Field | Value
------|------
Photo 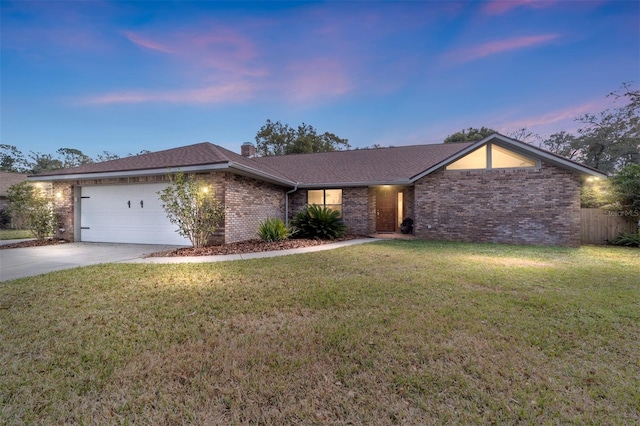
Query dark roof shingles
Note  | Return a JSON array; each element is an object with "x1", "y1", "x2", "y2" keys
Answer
[
  {"x1": 30, "y1": 141, "x2": 474, "y2": 185},
  {"x1": 254, "y1": 143, "x2": 472, "y2": 185}
]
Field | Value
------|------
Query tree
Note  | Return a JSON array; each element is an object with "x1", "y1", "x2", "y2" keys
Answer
[
  {"x1": 580, "y1": 178, "x2": 611, "y2": 208},
  {"x1": 609, "y1": 163, "x2": 640, "y2": 215},
  {"x1": 255, "y1": 119, "x2": 350, "y2": 156},
  {"x1": 158, "y1": 172, "x2": 226, "y2": 248},
  {"x1": 443, "y1": 127, "x2": 498, "y2": 143},
  {"x1": 56, "y1": 148, "x2": 93, "y2": 168},
  {"x1": 508, "y1": 128, "x2": 540, "y2": 144},
  {"x1": 542, "y1": 83, "x2": 639, "y2": 174},
  {"x1": 0, "y1": 144, "x2": 28, "y2": 172},
  {"x1": 6, "y1": 181, "x2": 56, "y2": 239},
  {"x1": 6, "y1": 181, "x2": 32, "y2": 229},
  {"x1": 28, "y1": 152, "x2": 64, "y2": 174},
  {"x1": 96, "y1": 151, "x2": 121, "y2": 162}
]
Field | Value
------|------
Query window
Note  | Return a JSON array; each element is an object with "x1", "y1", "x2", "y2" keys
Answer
[
  {"x1": 491, "y1": 144, "x2": 537, "y2": 168},
  {"x1": 446, "y1": 144, "x2": 537, "y2": 171},
  {"x1": 308, "y1": 189, "x2": 342, "y2": 215},
  {"x1": 445, "y1": 145, "x2": 487, "y2": 170}
]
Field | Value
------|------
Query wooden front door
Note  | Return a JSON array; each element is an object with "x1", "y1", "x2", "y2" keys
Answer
[{"x1": 376, "y1": 187, "x2": 397, "y2": 232}]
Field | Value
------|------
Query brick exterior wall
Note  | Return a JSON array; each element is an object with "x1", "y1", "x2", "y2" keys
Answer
[
  {"x1": 224, "y1": 174, "x2": 285, "y2": 243},
  {"x1": 288, "y1": 190, "x2": 307, "y2": 220},
  {"x1": 289, "y1": 187, "x2": 371, "y2": 235},
  {"x1": 413, "y1": 163, "x2": 581, "y2": 247},
  {"x1": 341, "y1": 187, "x2": 369, "y2": 235},
  {"x1": 46, "y1": 162, "x2": 582, "y2": 247},
  {"x1": 52, "y1": 182, "x2": 74, "y2": 241}
]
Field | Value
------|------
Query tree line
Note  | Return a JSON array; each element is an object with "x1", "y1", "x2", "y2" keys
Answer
[
  {"x1": 2, "y1": 83, "x2": 637, "y2": 177},
  {"x1": 0, "y1": 147, "x2": 151, "y2": 175}
]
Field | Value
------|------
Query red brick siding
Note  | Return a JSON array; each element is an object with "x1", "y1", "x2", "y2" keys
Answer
[
  {"x1": 52, "y1": 182, "x2": 74, "y2": 241},
  {"x1": 289, "y1": 187, "x2": 370, "y2": 235},
  {"x1": 288, "y1": 190, "x2": 307, "y2": 220},
  {"x1": 341, "y1": 187, "x2": 369, "y2": 235},
  {"x1": 224, "y1": 174, "x2": 285, "y2": 243},
  {"x1": 413, "y1": 164, "x2": 581, "y2": 247}
]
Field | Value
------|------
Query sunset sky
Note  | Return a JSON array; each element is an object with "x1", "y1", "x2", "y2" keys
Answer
[{"x1": 1, "y1": 0, "x2": 638, "y2": 158}]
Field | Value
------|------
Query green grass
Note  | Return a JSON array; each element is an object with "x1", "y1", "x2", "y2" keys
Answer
[
  {"x1": 0, "y1": 229, "x2": 32, "y2": 240},
  {"x1": 1, "y1": 240, "x2": 638, "y2": 424}
]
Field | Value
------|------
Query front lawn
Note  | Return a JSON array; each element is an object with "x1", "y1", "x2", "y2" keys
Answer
[
  {"x1": 1, "y1": 240, "x2": 638, "y2": 424},
  {"x1": 0, "y1": 229, "x2": 32, "y2": 240}
]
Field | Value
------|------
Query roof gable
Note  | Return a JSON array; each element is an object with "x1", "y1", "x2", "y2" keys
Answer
[{"x1": 410, "y1": 133, "x2": 607, "y2": 180}]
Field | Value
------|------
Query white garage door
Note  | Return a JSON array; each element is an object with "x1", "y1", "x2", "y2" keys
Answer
[{"x1": 80, "y1": 184, "x2": 190, "y2": 245}]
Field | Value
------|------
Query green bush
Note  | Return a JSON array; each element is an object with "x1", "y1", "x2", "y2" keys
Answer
[
  {"x1": 6, "y1": 181, "x2": 56, "y2": 240},
  {"x1": 158, "y1": 172, "x2": 225, "y2": 248},
  {"x1": 257, "y1": 218, "x2": 292, "y2": 242},
  {"x1": 611, "y1": 231, "x2": 640, "y2": 247},
  {"x1": 291, "y1": 205, "x2": 348, "y2": 240}
]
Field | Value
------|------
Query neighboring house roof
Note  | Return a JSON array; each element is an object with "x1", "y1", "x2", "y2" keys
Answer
[
  {"x1": 28, "y1": 133, "x2": 607, "y2": 185},
  {"x1": 0, "y1": 171, "x2": 28, "y2": 197}
]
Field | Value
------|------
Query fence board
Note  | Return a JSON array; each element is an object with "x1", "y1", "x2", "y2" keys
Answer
[{"x1": 580, "y1": 208, "x2": 637, "y2": 245}]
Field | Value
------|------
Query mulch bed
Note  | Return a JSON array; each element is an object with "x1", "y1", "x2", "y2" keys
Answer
[
  {"x1": 147, "y1": 235, "x2": 365, "y2": 257},
  {"x1": 0, "y1": 239, "x2": 69, "y2": 250}
]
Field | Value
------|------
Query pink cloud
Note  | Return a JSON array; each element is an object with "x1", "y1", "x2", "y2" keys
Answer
[
  {"x1": 123, "y1": 31, "x2": 173, "y2": 54},
  {"x1": 483, "y1": 0, "x2": 559, "y2": 15},
  {"x1": 122, "y1": 27, "x2": 266, "y2": 78},
  {"x1": 445, "y1": 34, "x2": 560, "y2": 64},
  {"x1": 83, "y1": 81, "x2": 255, "y2": 105},
  {"x1": 284, "y1": 58, "x2": 355, "y2": 103},
  {"x1": 493, "y1": 96, "x2": 619, "y2": 136}
]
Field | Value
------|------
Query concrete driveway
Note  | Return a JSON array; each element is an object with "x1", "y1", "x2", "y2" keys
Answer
[{"x1": 0, "y1": 242, "x2": 181, "y2": 282}]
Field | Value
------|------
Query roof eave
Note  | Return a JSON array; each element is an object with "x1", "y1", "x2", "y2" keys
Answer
[
  {"x1": 27, "y1": 163, "x2": 232, "y2": 182},
  {"x1": 296, "y1": 179, "x2": 412, "y2": 188},
  {"x1": 484, "y1": 134, "x2": 608, "y2": 178},
  {"x1": 27, "y1": 161, "x2": 298, "y2": 187}
]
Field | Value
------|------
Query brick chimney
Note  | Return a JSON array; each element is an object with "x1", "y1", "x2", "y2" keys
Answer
[{"x1": 241, "y1": 142, "x2": 256, "y2": 158}]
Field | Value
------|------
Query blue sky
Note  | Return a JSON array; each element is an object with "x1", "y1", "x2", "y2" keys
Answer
[{"x1": 1, "y1": 0, "x2": 638, "y2": 158}]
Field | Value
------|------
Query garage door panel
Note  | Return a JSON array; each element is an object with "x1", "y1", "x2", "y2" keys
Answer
[{"x1": 80, "y1": 184, "x2": 190, "y2": 245}]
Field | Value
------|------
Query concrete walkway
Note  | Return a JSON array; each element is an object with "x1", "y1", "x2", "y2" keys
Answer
[
  {"x1": 127, "y1": 238, "x2": 380, "y2": 264},
  {"x1": 0, "y1": 239, "x2": 380, "y2": 281}
]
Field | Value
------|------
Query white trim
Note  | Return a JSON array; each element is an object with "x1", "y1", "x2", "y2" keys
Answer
[
  {"x1": 409, "y1": 133, "x2": 607, "y2": 182},
  {"x1": 296, "y1": 180, "x2": 412, "y2": 188},
  {"x1": 28, "y1": 162, "x2": 297, "y2": 187}
]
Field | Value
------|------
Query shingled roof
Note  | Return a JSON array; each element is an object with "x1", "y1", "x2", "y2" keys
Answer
[
  {"x1": 29, "y1": 133, "x2": 606, "y2": 184},
  {"x1": 255, "y1": 143, "x2": 473, "y2": 186},
  {"x1": 31, "y1": 142, "x2": 293, "y2": 183},
  {"x1": 31, "y1": 140, "x2": 474, "y2": 185}
]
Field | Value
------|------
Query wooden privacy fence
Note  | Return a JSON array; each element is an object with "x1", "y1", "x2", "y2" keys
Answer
[{"x1": 580, "y1": 208, "x2": 638, "y2": 245}]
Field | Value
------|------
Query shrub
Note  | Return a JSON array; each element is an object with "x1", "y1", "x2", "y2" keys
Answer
[
  {"x1": 611, "y1": 231, "x2": 640, "y2": 247},
  {"x1": 6, "y1": 181, "x2": 56, "y2": 240},
  {"x1": 158, "y1": 172, "x2": 225, "y2": 248},
  {"x1": 0, "y1": 208, "x2": 11, "y2": 229},
  {"x1": 257, "y1": 218, "x2": 292, "y2": 242},
  {"x1": 291, "y1": 205, "x2": 348, "y2": 240}
]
